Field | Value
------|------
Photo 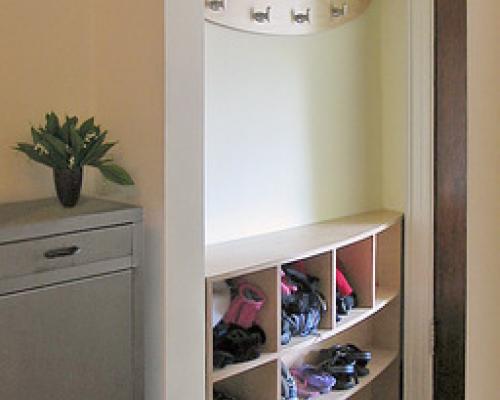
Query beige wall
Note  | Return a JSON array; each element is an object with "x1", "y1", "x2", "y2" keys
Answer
[
  {"x1": 0, "y1": 1, "x2": 166, "y2": 399},
  {"x1": 91, "y1": 1, "x2": 165, "y2": 400},
  {"x1": 0, "y1": 0, "x2": 94, "y2": 201},
  {"x1": 467, "y1": 1, "x2": 500, "y2": 399}
]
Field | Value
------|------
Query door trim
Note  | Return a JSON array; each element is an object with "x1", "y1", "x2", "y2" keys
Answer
[
  {"x1": 405, "y1": 1, "x2": 435, "y2": 399},
  {"x1": 165, "y1": 1, "x2": 206, "y2": 400}
]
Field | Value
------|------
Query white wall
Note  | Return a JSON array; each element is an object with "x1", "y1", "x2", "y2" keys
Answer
[
  {"x1": 205, "y1": 0, "x2": 407, "y2": 244},
  {"x1": 467, "y1": 1, "x2": 500, "y2": 398},
  {"x1": 380, "y1": 0, "x2": 408, "y2": 211}
]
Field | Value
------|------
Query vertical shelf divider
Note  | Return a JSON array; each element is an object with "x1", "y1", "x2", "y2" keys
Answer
[
  {"x1": 332, "y1": 249, "x2": 338, "y2": 331},
  {"x1": 337, "y1": 237, "x2": 376, "y2": 308},
  {"x1": 206, "y1": 278, "x2": 214, "y2": 400}
]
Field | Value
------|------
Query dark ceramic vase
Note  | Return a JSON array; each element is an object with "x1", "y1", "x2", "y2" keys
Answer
[{"x1": 53, "y1": 168, "x2": 83, "y2": 208}]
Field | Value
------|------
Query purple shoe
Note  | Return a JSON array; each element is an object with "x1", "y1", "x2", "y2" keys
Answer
[{"x1": 291, "y1": 365, "x2": 336, "y2": 394}]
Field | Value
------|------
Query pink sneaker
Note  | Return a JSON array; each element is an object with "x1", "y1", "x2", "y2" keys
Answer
[{"x1": 223, "y1": 282, "x2": 266, "y2": 328}]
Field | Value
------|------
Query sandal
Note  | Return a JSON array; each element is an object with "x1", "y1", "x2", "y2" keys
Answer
[
  {"x1": 321, "y1": 344, "x2": 371, "y2": 377},
  {"x1": 291, "y1": 365, "x2": 336, "y2": 394},
  {"x1": 319, "y1": 355, "x2": 358, "y2": 391},
  {"x1": 341, "y1": 344, "x2": 372, "y2": 377},
  {"x1": 296, "y1": 381, "x2": 320, "y2": 399}
]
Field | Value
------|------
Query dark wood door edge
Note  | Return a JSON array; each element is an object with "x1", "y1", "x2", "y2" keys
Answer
[{"x1": 434, "y1": 1, "x2": 467, "y2": 399}]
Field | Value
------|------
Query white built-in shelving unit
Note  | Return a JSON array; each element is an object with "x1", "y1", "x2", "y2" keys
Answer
[{"x1": 206, "y1": 210, "x2": 403, "y2": 400}]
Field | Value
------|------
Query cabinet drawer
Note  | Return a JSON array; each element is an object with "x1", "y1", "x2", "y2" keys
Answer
[
  {"x1": 0, "y1": 225, "x2": 133, "y2": 280},
  {"x1": 0, "y1": 271, "x2": 132, "y2": 400}
]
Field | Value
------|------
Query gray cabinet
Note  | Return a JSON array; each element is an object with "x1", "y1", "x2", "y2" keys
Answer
[{"x1": 0, "y1": 198, "x2": 143, "y2": 400}]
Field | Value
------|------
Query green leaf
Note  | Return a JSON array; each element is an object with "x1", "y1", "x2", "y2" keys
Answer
[
  {"x1": 97, "y1": 164, "x2": 134, "y2": 185},
  {"x1": 80, "y1": 132, "x2": 107, "y2": 165},
  {"x1": 14, "y1": 143, "x2": 55, "y2": 168},
  {"x1": 89, "y1": 158, "x2": 113, "y2": 167},
  {"x1": 87, "y1": 142, "x2": 116, "y2": 165},
  {"x1": 70, "y1": 127, "x2": 84, "y2": 164},
  {"x1": 66, "y1": 116, "x2": 78, "y2": 128},
  {"x1": 33, "y1": 135, "x2": 68, "y2": 169},
  {"x1": 29, "y1": 129, "x2": 68, "y2": 168},
  {"x1": 45, "y1": 112, "x2": 60, "y2": 136},
  {"x1": 79, "y1": 117, "x2": 95, "y2": 136},
  {"x1": 31, "y1": 127, "x2": 41, "y2": 143},
  {"x1": 43, "y1": 133, "x2": 68, "y2": 156},
  {"x1": 59, "y1": 119, "x2": 71, "y2": 144}
]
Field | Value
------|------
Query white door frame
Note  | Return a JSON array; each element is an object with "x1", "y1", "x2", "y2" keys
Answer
[
  {"x1": 405, "y1": 0, "x2": 434, "y2": 399},
  {"x1": 165, "y1": 1, "x2": 205, "y2": 400},
  {"x1": 164, "y1": 1, "x2": 435, "y2": 399}
]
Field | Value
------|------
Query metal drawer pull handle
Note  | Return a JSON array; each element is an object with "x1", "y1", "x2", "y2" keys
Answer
[{"x1": 44, "y1": 246, "x2": 81, "y2": 259}]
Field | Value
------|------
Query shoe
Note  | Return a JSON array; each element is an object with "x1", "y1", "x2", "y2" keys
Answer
[
  {"x1": 213, "y1": 324, "x2": 266, "y2": 368},
  {"x1": 290, "y1": 364, "x2": 336, "y2": 394},
  {"x1": 214, "y1": 390, "x2": 238, "y2": 400},
  {"x1": 319, "y1": 351, "x2": 358, "y2": 391},
  {"x1": 336, "y1": 268, "x2": 354, "y2": 297},
  {"x1": 340, "y1": 344, "x2": 372, "y2": 377},
  {"x1": 223, "y1": 282, "x2": 266, "y2": 329}
]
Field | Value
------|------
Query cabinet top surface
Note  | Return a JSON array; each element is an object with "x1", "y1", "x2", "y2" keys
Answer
[
  {"x1": 206, "y1": 210, "x2": 402, "y2": 279},
  {"x1": 0, "y1": 197, "x2": 142, "y2": 243}
]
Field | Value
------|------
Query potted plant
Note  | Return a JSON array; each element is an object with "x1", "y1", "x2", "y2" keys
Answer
[{"x1": 14, "y1": 112, "x2": 134, "y2": 207}]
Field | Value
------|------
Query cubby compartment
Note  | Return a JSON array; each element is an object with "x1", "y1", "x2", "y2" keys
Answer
[
  {"x1": 212, "y1": 360, "x2": 279, "y2": 400},
  {"x1": 336, "y1": 238, "x2": 375, "y2": 309},
  {"x1": 281, "y1": 315, "x2": 399, "y2": 400},
  {"x1": 375, "y1": 221, "x2": 402, "y2": 298},
  {"x1": 280, "y1": 251, "x2": 335, "y2": 330},
  {"x1": 206, "y1": 266, "x2": 280, "y2": 386}
]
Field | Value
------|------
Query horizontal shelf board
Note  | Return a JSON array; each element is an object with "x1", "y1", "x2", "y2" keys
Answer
[
  {"x1": 206, "y1": 210, "x2": 402, "y2": 279},
  {"x1": 211, "y1": 352, "x2": 277, "y2": 383},
  {"x1": 282, "y1": 287, "x2": 399, "y2": 354},
  {"x1": 318, "y1": 348, "x2": 398, "y2": 400}
]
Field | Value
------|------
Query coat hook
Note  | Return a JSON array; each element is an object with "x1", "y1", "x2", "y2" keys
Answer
[
  {"x1": 291, "y1": 8, "x2": 311, "y2": 24},
  {"x1": 331, "y1": 3, "x2": 349, "y2": 18},
  {"x1": 251, "y1": 6, "x2": 271, "y2": 23},
  {"x1": 206, "y1": 0, "x2": 226, "y2": 12}
]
